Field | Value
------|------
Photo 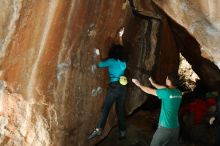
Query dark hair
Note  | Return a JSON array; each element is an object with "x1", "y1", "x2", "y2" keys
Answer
[
  {"x1": 167, "y1": 73, "x2": 179, "y2": 87},
  {"x1": 108, "y1": 44, "x2": 128, "y2": 62}
]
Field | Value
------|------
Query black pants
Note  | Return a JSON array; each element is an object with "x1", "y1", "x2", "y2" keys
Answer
[{"x1": 97, "y1": 82, "x2": 126, "y2": 131}]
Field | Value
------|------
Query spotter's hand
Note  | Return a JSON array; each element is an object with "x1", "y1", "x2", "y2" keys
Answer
[
  {"x1": 149, "y1": 77, "x2": 153, "y2": 82},
  {"x1": 132, "y1": 79, "x2": 141, "y2": 87}
]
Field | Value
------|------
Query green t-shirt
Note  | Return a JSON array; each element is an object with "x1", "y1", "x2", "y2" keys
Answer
[{"x1": 156, "y1": 88, "x2": 182, "y2": 128}]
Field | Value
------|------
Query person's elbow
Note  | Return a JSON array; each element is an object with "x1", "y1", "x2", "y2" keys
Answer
[{"x1": 149, "y1": 89, "x2": 157, "y2": 96}]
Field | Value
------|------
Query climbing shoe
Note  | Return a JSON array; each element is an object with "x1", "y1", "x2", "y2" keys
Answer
[
  {"x1": 118, "y1": 131, "x2": 126, "y2": 140},
  {"x1": 88, "y1": 128, "x2": 102, "y2": 140}
]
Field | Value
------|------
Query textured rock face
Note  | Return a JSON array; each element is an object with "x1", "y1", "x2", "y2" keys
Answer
[
  {"x1": 0, "y1": 0, "x2": 129, "y2": 146},
  {"x1": 123, "y1": 9, "x2": 161, "y2": 113},
  {"x1": 169, "y1": 19, "x2": 220, "y2": 89},
  {"x1": 153, "y1": 0, "x2": 220, "y2": 68},
  {"x1": 0, "y1": 0, "x2": 173, "y2": 145},
  {"x1": 0, "y1": 0, "x2": 219, "y2": 146}
]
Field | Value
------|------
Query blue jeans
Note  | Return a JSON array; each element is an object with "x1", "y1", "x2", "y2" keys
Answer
[{"x1": 97, "y1": 81, "x2": 126, "y2": 131}]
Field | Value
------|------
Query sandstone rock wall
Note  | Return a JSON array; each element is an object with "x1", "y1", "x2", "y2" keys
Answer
[
  {"x1": 0, "y1": 0, "x2": 175, "y2": 145},
  {"x1": 123, "y1": 8, "x2": 160, "y2": 113},
  {"x1": 153, "y1": 0, "x2": 220, "y2": 68},
  {"x1": 0, "y1": 0, "x2": 129, "y2": 146},
  {"x1": 169, "y1": 18, "x2": 220, "y2": 89},
  {"x1": 0, "y1": 0, "x2": 219, "y2": 146}
]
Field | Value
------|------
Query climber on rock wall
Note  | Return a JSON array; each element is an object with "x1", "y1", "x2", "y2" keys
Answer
[{"x1": 88, "y1": 44, "x2": 128, "y2": 140}]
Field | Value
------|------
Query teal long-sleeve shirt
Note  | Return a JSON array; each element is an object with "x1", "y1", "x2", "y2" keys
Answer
[{"x1": 98, "y1": 58, "x2": 126, "y2": 82}]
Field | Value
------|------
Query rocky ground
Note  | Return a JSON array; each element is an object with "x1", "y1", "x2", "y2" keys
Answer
[
  {"x1": 96, "y1": 109, "x2": 215, "y2": 146},
  {"x1": 96, "y1": 110, "x2": 158, "y2": 146}
]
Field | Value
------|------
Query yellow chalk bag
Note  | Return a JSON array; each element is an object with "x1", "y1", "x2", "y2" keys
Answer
[{"x1": 119, "y1": 76, "x2": 128, "y2": 85}]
